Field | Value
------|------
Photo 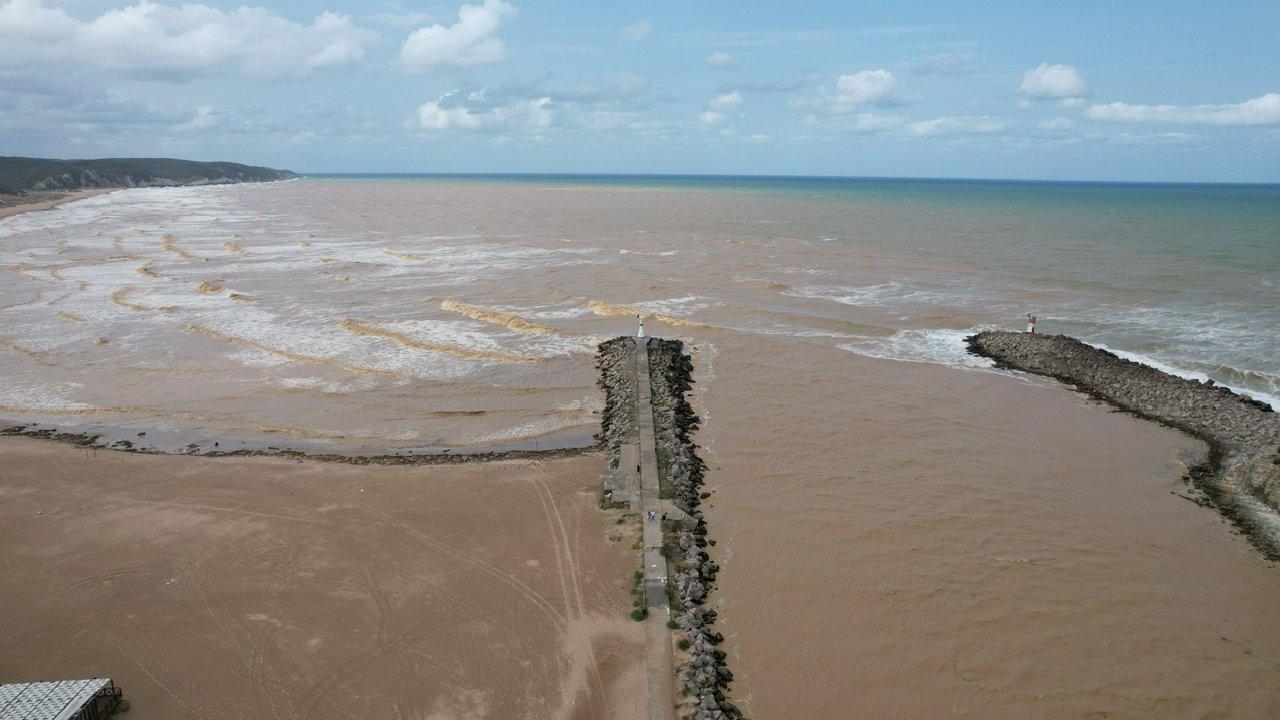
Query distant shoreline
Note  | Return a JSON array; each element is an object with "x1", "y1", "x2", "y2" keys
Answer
[{"x1": 0, "y1": 188, "x2": 117, "y2": 221}]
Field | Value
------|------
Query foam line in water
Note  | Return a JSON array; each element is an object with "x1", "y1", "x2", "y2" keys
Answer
[
  {"x1": 1095, "y1": 343, "x2": 1280, "y2": 410},
  {"x1": 440, "y1": 299, "x2": 564, "y2": 335},
  {"x1": 586, "y1": 298, "x2": 710, "y2": 328},
  {"x1": 338, "y1": 319, "x2": 539, "y2": 362},
  {"x1": 162, "y1": 235, "x2": 196, "y2": 260},
  {"x1": 137, "y1": 262, "x2": 164, "y2": 279},
  {"x1": 381, "y1": 248, "x2": 427, "y2": 262},
  {"x1": 109, "y1": 286, "x2": 174, "y2": 313},
  {"x1": 838, "y1": 328, "x2": 996, "y2": 369},
  {"x1": 187, "y1": 323, "x2": 408, "y2": 378}
]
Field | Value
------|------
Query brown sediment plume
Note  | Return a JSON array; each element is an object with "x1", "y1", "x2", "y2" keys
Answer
[
  {"x1": 338, "y1": 319, "x2": 539, "y2": 362},
  {"x1": 318, "y1": 257, "x2": 337, "y2": 264},
  {"x1": 162, "y1": 235, "x2": 196, "y2": 260},
  {"x1": 229, "y1": 293, "x2": 254, "y2": 302},
  {"x1": 186, "y1": 323, "x2": 407, "y2": 378},
  {"x1": 333, "y1": 274, "x2": 349, "y2": 283},
  {"x1": 76, "y1": 280, "x2": 89, "y2": 292},
  {"x1": 112, "y1": 237, "x2": 126, "y2": 251},
  {"x1": 440, "y1": 299, "x2": 564, "y2": 335},
  {"x1": 137, "y1": 262, "x2": 164, "y2": 279},
  {"x1": 256, "y1": 424, "x2": 348, "y2": 440},
  {"x1": 57, "y1": 311, "x2": 86, "y2": 323},
  {"x1": 95, "y1": 337, "x2": 109, "y2": 345},
  {"x1": 7, "y1": 264, "x2": 54, "y2": 284},
  {"x1": 110, "y1": 286, "x2": 175, "y2": 313},
  {"x1": 587, "y1": 299, "x2": 709, "y2": 328},
  {"x1": 0, "y1": 290, "x2": 43, "y2": 310},
  {"x1": 45, "y1": 291, "x2": 72, "y2": 306},
  {"x1": 0, "y1": 338, "x2": 42, "y2": 358},
  {"x1": 380, "y1": 248, "x2": 427, "y2": 262},
  {"x1": 0, "y1": 403, "x2": 146, "y2": 416},
  {"x1": 225, "y1": 241, "x2": 245, "y2": 254},
  {"x1": 48, "y1": 267, "x2": 64, "y2": 280},
  {"x1": 299, "y1": 239, "x2": 311, "y2": 248},
  {"x1": 197, "y1": 282, "x2": 223, "y2": 294}
]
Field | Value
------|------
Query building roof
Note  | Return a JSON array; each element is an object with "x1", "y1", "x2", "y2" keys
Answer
[{"x1": 0, "y1": 679, "x2": 112, "y2": 720}]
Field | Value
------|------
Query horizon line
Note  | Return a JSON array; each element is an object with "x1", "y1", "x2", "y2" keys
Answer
[{"x1": 295, "y1": 171, "x2": 1280, "y2": 188}]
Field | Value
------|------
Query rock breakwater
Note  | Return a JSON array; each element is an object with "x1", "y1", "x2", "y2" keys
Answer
[
  {"x1": 595, "y1": 336, "x2": 637, "y2": 473},
  {"x1": 968, "y1": 330, "x2": 1280, "y2": 558},
  {"x1": 648, "y1": 338, "x2": 745, "y2": 720}
]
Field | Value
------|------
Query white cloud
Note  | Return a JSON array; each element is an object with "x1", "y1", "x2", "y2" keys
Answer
[
  {"x1": 0, "y1": 0, "x2": 374, "y2": 81},
  {"x1": 835, "y1": 69, "x2": 899, "y2": 107},
  {"x1": 1038, "y1": 117, "x2": 1075, "y2": 131},
  {"x1": 802, "y1": 112, "x2": 904, "y2": 133},
  {"x1": 908, "y1": 115, "x2": 1007, "y2": 136},
  {"x1": 709, "y1": 90, "x2": 742, "y2": 111},
  {"x1": 1018, "y1": 63, "x2": 1089, "y2": 100},
  {"x1": 698, "y1": 111, "x2": 723, "y2": 126},
  {"x1": 1083, "y1": 93, "x2": 1280, "y2": 125},
  {"x1": 400, "y1": 0, "x2": 517, "y2": 73},
  {"x1": 415, "y1": 91, "x2": 552, "y2": 131},
  {"x1": 619, "y1": 20, "x2": 650, "y2": 42},
  {"x1": 178, "y1": 105, "x2": 219, "y2": 130},
  {"x1": 705, "y1": 51, "x2": 736, "y2": 68}
]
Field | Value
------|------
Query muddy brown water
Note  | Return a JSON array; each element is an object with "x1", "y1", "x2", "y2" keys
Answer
[{"x1": 2, "y1": 179, "x2": 1278, "y2": 717}]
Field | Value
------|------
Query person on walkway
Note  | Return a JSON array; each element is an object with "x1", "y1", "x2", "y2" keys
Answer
[
  {"x1": 1026, "y1": 312, "x2": 1037, "y2": 333},
  {"x1": 637, "y1": 313, "x2": 646, "y2": 338}
]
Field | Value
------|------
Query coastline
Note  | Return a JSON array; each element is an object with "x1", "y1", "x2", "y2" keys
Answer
[
  {"x1": 967, "y1": 330, "x2": 1280, "y2": 559},
  {"x1": 0, "y1": 188, "x2": 117, "y2": 220}
]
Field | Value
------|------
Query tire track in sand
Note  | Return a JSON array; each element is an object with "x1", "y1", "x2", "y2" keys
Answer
[{"x1": 530, "y1": 472, "x2": 611, "y2": 717}]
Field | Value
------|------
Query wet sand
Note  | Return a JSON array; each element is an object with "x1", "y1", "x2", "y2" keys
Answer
[
  {"x1": 699, "y1": 333, "x2": 1280, "y2": 718},
  {"x1": 0, "y1": 437, "x2": 644, "y2": 719}
]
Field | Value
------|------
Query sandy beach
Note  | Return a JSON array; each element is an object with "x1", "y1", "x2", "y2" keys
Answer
[
  {"x1": 0, "y1": 437, "x2": 644, "y2": 719},
  {"x1": 0, "y1": 189, "x2": 117, "y2": 221}
]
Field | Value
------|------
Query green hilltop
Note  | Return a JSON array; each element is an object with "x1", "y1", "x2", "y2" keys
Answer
[{"x1": 0, "y1": 156, "x2": 297, "y2": 195}]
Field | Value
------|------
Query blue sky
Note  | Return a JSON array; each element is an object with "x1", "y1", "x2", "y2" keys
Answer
[{"x1": 1, "y1": 0, "x2": 1277, "y2": 181}]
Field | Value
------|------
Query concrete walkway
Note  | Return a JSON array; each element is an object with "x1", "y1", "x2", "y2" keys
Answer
[{"x1": 634, "y1": 338, "x2": 676, "y2": 720}]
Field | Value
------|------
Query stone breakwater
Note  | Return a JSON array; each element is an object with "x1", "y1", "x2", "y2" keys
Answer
[
  {"x1": 595, "y1": 336, "x2": 637, "y2": 473},
  {"x1": 648, "y1": 338, "x2": 746, "y2": 720},
  {"x1": 968, "y1": 331, "x2": 1280, "y2": 558}
]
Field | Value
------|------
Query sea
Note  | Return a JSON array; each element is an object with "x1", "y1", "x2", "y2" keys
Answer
[
  {"x1": 3, "y1": 175, "x2": 1280, "y2": 716},
  {"x1": 0, "y1": 174, "x2": 1276, "y2": 452}
]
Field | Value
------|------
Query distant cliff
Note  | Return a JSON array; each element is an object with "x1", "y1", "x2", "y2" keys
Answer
[{"x1": 0, "y1": 156, "x2": 297, "y2": 195}]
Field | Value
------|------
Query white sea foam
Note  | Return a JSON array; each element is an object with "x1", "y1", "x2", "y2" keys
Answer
[
  {"x1": 1094, "y1": 343, "x2": 1280, "y2": 410},
  {"x1": 838, "y1": 328, "x2": 995, "y2": 369}
]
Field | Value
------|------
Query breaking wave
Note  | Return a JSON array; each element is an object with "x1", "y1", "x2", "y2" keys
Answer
[
  {"x1": 440, "y1": 299, "x2": 564, "y2": 335},
  {"x1": 586, "y1": 299, "x2": 710, "y2": 328},
  {"x1": 187, "y1": 323, "x2": 408, "y2": 378},
  {"x1": 338, "y1": 319, "x2": 538, "y2": 362}
]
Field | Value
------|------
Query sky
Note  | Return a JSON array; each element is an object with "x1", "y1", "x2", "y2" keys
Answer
[{"x1": 0, "y1": 0, "x2": 1277, "y2": 181}]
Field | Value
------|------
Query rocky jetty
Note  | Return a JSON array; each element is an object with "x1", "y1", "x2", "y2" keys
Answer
[
  {"x1": 595, "y1": 336, "x2": 637, "y2": 473},
  {"x1": 648, "y1": 338, "x2": 745, "y2": 720},
  {"x1": 968, "y1": 330, "x2": 1280, "y2": 557}
]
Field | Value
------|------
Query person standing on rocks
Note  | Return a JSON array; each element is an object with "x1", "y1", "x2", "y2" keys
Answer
[{"x1": 1026, "y1": 312, "x2": 1037, "y2": 333}]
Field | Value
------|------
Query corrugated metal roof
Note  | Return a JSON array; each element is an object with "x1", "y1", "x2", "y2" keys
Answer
[{"x1": 0, "y1": 679, "x2": 111, "y2": 720}]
